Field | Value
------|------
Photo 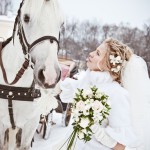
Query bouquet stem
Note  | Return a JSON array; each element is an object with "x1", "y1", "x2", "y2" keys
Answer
[{"x1": 59, "y1": 129, "x2": 77, "y2": 150}]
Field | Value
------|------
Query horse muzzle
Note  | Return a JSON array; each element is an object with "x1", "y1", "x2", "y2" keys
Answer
[{"x1": 35, "y1": 66, "x2": 61, "y2": 89}]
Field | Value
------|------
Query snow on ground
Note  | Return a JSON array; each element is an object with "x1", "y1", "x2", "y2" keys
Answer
[{"x1": 31, "y1": 111, "x2": 72, "y2": 150}]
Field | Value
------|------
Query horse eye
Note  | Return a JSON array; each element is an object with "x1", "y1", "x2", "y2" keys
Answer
[{"x1": 24, "y1": 14, "x2": 30, "y2": 23}]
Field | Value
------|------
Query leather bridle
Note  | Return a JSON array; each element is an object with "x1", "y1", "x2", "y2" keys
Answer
[
  {"x1": 0, "y1": 9, "x2": 60, "y2": 85},
  {"x1": 0, "y1": 0, "x2": 61, "y2": 129},
  {"x1": 19, "y1": 25, "x2": 60, "y2": 55}
]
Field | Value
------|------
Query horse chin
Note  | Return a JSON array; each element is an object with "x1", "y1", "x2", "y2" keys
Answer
[{"x1": 43, "y1": 83, "x2": 56, "y2": 89}]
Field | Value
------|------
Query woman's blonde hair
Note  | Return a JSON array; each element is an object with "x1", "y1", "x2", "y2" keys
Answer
[{"x1": 104, "y1": 38, "x2": 133, "y2": 83}]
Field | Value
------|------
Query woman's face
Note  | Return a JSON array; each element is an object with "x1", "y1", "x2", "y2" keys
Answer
[{"x1": 86, "y1": 42, "x2": 107, "y2": 71}]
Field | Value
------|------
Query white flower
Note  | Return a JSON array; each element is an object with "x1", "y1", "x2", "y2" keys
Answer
[
  {"x1": 85, "y1": 103, "x2": 92, "y2": 110},
  {"x1": 79, "y1": 118, "x2": 90, "y2": 128},
  {"x1": 65, "y1": 86, "x2": 111, "y2": 150},
  {"x1": 116, "y1": 56, "x2": 123, "y2": 63},
  {"x1": 83, "y1": 89, "x2": 93, "y2": 98},
  {"x1": 90, "y1": 99, "x2": 94, "y2": 103},
  {"x1": 85, "y1": 99, "x2": 90, "y2": 104},
  {"x1": 92, "y1": 100, "x2": 103, "y2": 112},
  {"x1": 78, "y1": 131, "x2": 84, "y2": 139},
  {"x1": 109, "y1": 55, "x2": 123, "y2": 65},
  {"x1": 95, "y1": 91, "x2": 103, "y2": 99},
  {"x1": 97, "y1": 114, "x2": 103, "y2": 121},
  {"x1": 74, "y1": 116, "x2": 80, "y2": 122},
  {"x1": 83, "y1": 109, "x2": 89, "y2": 116},
  {"x1": 76, "y1": 101, "x2": 85, "y2": 111},
  {"x1": 85, "y1": 99, "x2": 94, "y2": 106},
  {"x1": 93, "y1": 113, "x2": 103, "y2": 123},
  {"x1": 72, "y1": 109, "x2": 80, "y2": 117},
  {"x1": 111, "y1": 65, "x2": 121, "y2": 73}
]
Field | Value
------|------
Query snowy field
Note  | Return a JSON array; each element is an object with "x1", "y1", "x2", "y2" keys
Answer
[{"x1": 32, "y1": 111, "x2": 72, "y2": 150}]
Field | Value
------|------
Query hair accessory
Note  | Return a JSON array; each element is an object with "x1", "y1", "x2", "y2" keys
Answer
[
  {"x1": 109, "y1": 55, "x2": 123, "y2": 72},
  {"x1": 109, "y1": 55, "x2": 123, "y2": 65},
  {"x1": 111, "y1": 65, "x2": 121, "y2": 73}
]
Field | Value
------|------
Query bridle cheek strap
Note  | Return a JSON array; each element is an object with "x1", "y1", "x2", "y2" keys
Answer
[{"x1": 21, "y1": 26, "x2": 60, "y2": 54}]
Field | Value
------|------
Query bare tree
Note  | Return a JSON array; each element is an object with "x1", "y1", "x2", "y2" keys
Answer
[
  {"x1": 102, "y1": 25, "x2": 110, "y2": 40},
  {"x1": 60, "y1": 18, "x2": 150, "y2": 75},
  {"x1": 143, "y1": 21, "x2": 150, "y2": 75},
  {"x1": 144, "y1": 23, "x2": 150, "y2": 50}
]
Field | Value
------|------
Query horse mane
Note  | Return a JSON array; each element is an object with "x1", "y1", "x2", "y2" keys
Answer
[
  {"x1": 2, "y1": 37, "x2": 12, "y2": 48},
  {"x1": 2, "y1": 0, "x2": 44, "y2": 48},
  {"x1": 2, "y1": 0, "x2": 24, "y2": 48},
  {"x1": 12, "y1": 0, "x2": 25, "y2": 43}
]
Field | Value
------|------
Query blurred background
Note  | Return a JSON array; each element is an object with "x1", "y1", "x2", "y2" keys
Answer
[{"x1": 0, "y1": 0, "x2": 150, "y2": 74}]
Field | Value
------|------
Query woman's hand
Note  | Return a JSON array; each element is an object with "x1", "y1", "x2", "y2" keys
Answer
[
  {"x1": 113, "y1": 143, "x2": 125, "y2": 150},
  {"x1": 65, "y1": 71, "x2": 70, "y2": 78}
]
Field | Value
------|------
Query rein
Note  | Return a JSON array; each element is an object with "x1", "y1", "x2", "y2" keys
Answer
[{"x1": 0, "y1": 42, "x2": 30, "y2": 85}]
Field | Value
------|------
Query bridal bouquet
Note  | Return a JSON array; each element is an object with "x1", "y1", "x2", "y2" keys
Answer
[{"x1": 60, "y1": 86, "x2": 111, "y2": 150}]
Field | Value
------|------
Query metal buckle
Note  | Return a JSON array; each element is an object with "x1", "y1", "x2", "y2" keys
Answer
[
  {"x1": 24, "y1": 53, "x2": 34, "y2": 68},
  {"x1": 7, "y1": 95, "x2": 14, "y2": 99},
  {"x1": 25, "y1": 53, "x2": 30, "y2": 60}
]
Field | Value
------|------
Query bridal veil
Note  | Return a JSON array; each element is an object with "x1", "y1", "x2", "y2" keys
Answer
[{"x1": 121, "y1": 54, "x2": 150, "y2": 150}]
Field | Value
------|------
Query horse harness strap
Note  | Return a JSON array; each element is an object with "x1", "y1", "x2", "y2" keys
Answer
[
  {"x1": 0, "y1": 41, "x2": 30, "y2": 85},
  {"x1": 0, "y1": 42, "x2": 2, "y2": 51},
  {"x1": 20, "y1": 26, "x2": 60, "y2": 55},
  {"x1": 0, "y1": 84, "x2": 41, "y2": 129}
]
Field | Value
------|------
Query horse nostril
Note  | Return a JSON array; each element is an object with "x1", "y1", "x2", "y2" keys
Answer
[
  {"x1": 56, "y1": 71, "x2": 61, "y2": 83},
  {"x1": 38, "y1": 69, "x2": 45, "y2": 83}
]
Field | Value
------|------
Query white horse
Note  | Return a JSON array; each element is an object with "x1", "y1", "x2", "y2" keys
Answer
[{"x1": 0, "y1": 0, "x2": 64, "y2": 149}]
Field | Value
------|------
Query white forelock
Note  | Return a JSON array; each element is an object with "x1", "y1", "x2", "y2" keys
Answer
[{"x1": 21, "y1": 0, "x2": 63, "y2": 25}]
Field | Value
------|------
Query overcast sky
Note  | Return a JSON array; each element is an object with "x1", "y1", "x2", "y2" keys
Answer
[{"x1": 59, "y1": 0, "x2": 150, "y2": 29}]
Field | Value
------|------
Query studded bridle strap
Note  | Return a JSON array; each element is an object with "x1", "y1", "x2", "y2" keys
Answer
[
  {"x1": 7, "y1": 96, "x2": 16, "y2": 129},
  {"x1": 0, "y1": 83, "x2": 41, "y2": 129}
]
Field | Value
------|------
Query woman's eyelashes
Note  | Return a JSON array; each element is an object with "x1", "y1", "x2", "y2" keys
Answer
[{"x1": 96, "y1": 50, "x2": 100, "y2": 56}]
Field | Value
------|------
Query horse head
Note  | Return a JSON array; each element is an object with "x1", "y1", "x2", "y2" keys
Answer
[{"x1": 15, "y1": 0, "x2": 64, "y2": 88}]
